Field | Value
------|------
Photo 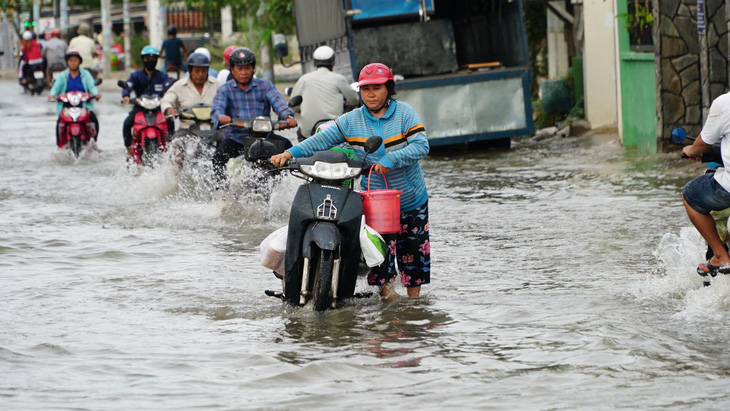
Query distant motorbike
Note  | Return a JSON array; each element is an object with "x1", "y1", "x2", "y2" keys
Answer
[
  {"x1": 48, "y1": 62, "x2": 66, "y2": 87},
  {"x1": 23, "y1": 62, "x2": 46, "y2": 95},
  {"x1": 54, "y1": 91, "x2": 98, "y2": 156},
  {"x1": 118, "y1": 80, "x2": 170, "y2": 166},
  {"x1": 265, "y1": 136, "x2": 382, "y2": 311},
  {"x1": 166, "y1": 64, "x2": 182, "y2": 81},
  {"x1": 673, "y1": 127, "x2": 727, "y2": 286}
]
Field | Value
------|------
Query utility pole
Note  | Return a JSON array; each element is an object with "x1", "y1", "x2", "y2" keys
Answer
[
  {"x1": 60, "y1": 0, "x2": 68, "y2": 38},
  {"x1": 101, "y1": 0, "x2": 112, "y2": 75},
  {"x1": 123, "y1": 0, "x2": 132, "y2": 72},
  {"x1": 147, "y1": 0, "x2": 163, "y2": 59}
]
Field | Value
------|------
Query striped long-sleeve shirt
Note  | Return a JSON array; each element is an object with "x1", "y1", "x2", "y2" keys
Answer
[{"x1": 288, "y1": 100, "x2": 429, "y2": 212}]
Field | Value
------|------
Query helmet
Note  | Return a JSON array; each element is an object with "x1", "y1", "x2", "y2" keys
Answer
[
  {"x1": 193, "y1": 47, "x2": 212, "y2": 61},
  {"x1": 52, "y1": 28, "x2": 60, "y2": 38},
  {"x1": 167, "y1": 25, "x2": 177, "y2": 36},
  {"x1": 77, "y1": 23, "x2": 90, "y2": 35},
  {"x1": 22, "y1": 31, "x2": 33, "y2": 41},
  {"x1": 313, "y1": 46, "x2": 335, "y2": 67},
  {"x1": 65, "y1": 50, "x2": 83, "y2": 64},
  {"x1": 228, "y1": 47, "x2": 256, "y2": 67},
  {"x1": 223, "y1": 45, "x2": 238, "y2": 65},
  {"x1": 357, "y1": 63, "x2": 394, "y2": 87},
  {"x1": 187, "y1": 52, "x2": 210, "y2": 68},
  {"x1": 141, "y1": 45, "x2": 159, "y2": 57}
]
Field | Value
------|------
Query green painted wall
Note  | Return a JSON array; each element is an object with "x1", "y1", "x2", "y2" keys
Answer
[{"x1": 616, "y1": 0, "x2": 657, "y2": 153}]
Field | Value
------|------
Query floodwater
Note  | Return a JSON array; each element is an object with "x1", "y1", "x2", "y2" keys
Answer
[{"x1": 3, "y1": 80, "x2": 730, "y2": 409}]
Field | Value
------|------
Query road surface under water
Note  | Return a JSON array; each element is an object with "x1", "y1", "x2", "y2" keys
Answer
[{"x1": 2, "y1": 80, "x2": 730, "y2": 409}]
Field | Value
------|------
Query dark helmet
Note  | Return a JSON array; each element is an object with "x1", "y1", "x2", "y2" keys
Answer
[
  {"x1": 167, "y1": 25, "x2": 177, "y2": 36},
  {"x1": 187, "y1": 52, "x2": 210, "y2": 68},
  {"x1": 65, "y1": 50, "x2": 83, "y2": 64},
  {"x1": 228, "y1": 47, "x2": 256, "y2": 67}
]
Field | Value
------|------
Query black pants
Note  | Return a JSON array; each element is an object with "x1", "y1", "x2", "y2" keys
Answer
[
  {"x1": 212, "y1": 135, "x2": 292, "y2": 182},
  {"x1": 56, "y1": 110, "x2": 99, "y2": 146}
]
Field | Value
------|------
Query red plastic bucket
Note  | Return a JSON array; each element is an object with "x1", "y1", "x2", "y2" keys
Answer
[{"x1": 360, "y1": 170, "x2": 402, "y2": 234}]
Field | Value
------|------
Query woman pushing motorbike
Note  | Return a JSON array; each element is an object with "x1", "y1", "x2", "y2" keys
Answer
[{"x1": 271, "y1": 62, "x2": 431, "y2": 300}]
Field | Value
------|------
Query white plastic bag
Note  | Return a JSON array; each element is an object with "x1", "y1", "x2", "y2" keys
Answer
[
  {"x1": 360, "y1": 216, "x2": 387, "y2": 267},
  {"x1": 260, "y1": 226, "x2": 288, "y2": 275}
]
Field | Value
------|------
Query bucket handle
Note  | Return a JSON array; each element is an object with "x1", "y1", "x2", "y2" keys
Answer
[{"x1": 366, "y1": 166, "x2": 388, "y2": 193}]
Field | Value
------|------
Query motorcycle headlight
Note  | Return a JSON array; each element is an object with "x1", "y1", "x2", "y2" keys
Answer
[
  {"x1": 252, "y1": 117, "x2": 273, "y2": 133},
  {"x1": 67, "y1": 93, "x2": 82, "y2": 106},
  {"x1": 139, "y1": 96, "x2": 160, "y2": 110},
  {"x1": 300, "y1": 161, "x2": 361, "y2": 180}
]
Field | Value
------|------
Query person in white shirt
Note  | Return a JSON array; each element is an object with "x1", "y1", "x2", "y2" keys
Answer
[
  {"x1": 216, "y1": 45, "x2": 238, "y2": 85},
  {"x1": 682, "y1": 92, "x2": 730, "y2": 275},
  {"x1": 67, "y1": 23, "x2": 97, "y2": 76},
  {"x1": 161, "y1": 52, "x2": 219, "y2": 132},
  {"x1": 289, "y1": 45, "x2": 359, "y2": 141}
]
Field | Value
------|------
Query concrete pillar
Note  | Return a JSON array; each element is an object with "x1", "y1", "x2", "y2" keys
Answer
[
  {"x1": 101, "y1": 0, "x2": 112, "y2": 75},
  {"x1": 221, "y1": 6, "x2": 233, "y2": 44},
  {"x1": 547, "y1": 7, "x2": 570, "y2": 79},
  {"x1": 582, "y1": 0, "x2": 618, "y2": 128}
]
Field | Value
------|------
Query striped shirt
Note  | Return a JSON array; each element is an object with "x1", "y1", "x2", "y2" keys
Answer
[
  {"x1": 211, "y1": 78, "x2": 294, "y2": 144},
  {"x1": 288, "y1": 100, "x2": 429, "y2": 212}
]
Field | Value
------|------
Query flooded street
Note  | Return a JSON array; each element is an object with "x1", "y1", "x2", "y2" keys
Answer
[{"x1": 3, "y1": 79, "x2": 730, "y2": 409}]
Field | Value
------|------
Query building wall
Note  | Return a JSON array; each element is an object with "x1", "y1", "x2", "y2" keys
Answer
[
  {"x1": 583, "y1": 0, "x2": 619, "y2": 128},
  {"x1": 656, "y1": 0, "x2": 727, "y2": 146}
]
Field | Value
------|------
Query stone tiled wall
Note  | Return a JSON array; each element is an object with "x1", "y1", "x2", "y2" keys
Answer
[{"x1": 656, "y1": 0, "x2": 727, "y2": 145}]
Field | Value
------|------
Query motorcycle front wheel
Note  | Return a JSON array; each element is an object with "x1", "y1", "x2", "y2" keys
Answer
[
  {"x1": 70, "y1": 135, "x2": 82, "y2": 157},
  {"x1": 312, "y1": 249, "x2": 334, "y2": 312}
]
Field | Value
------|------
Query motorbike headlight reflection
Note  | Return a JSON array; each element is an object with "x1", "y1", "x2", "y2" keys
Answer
[
  {"x1": 67, "y1": 93, "x2": 82, "y2": 106},
  {"x1": 139, "y1": 96, "x2": 161, "y2": 110},
  {"x1": 252, "y1": 117, "x2": 273, "y2": 133},
  {"x1": 300, "y1": 161, "x2": 361, "y2": 180}
]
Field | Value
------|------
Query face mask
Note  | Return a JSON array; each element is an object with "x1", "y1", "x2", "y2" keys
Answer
[{"x1": 143, "y1": 60, "x2": 157, "y2": 71}]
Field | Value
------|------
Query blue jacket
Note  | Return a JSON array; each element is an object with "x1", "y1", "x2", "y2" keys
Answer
[
  {"x1": 288, "y1": 100, "x2": 429, "y2": 212},
  {"x1": 49, "y1": 68, "x2": 98, "y2": 114},
  {"x1": 121, "y1": 69, "x2": 170, "y2": 98}
]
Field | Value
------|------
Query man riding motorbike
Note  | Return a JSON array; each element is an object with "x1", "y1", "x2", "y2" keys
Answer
[
  {"x1": 18, "y1": 31, "x2": 44, "y2": 86},
  {"x1": 216, "y1": 45, "x2": 238, "y2": 85},
  {"x1": 121, "y1": 45, "x2": 172, "y2": 158},
  {"x1": 48, "y1": 50, "x2": 101, "y2": 147},
  {"x1": 42, "y1": 29, "x2": 67, "y2": 87},
  {"x1": 289, "y1": 45, "x2": 359, "y2": 141},
  {"x1": 210, "y1": 47, "x2": 296, "y2": 181}
]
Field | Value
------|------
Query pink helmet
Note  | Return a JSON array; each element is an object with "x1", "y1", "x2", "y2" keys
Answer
[
  {"x1": 223, "y1": 45, "x2": 238, "y2": 66},
  {"x1": 357, "y1": 63, "x2": 393, "y2": 87}
]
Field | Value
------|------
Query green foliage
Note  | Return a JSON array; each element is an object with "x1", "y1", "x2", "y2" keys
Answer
[{"x1": 523, "y1": 2, "x2": 547, "y2": 100}]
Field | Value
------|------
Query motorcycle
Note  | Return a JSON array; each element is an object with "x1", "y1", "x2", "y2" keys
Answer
[
  {"x1": 118, "y1": 80, "x2": 170, "y2": 166},
  {"x1": 170, "y1": 104, "x2": 222, "y2": 163},
  {"x1": 48, "y1": 62, "x2": 66, "y2": 87},
  {"x1": 54, "y1": 91, "x2": 98, "y2": 156},
  {"x1": 166, "y1": 64, "x2": 182, "y2": 81},
  {"x1": 221, "y1": 117, "x2": 294, "y2": 200},
  {"x1": 265, "y1": 136, "x2": 382, "y2": 311},
  {"x1": 23, "y1": 62, "x2": 46, "y2": 95},
  {"x1": 673, "y1": 127, "x2": 727, "y2": 286}
]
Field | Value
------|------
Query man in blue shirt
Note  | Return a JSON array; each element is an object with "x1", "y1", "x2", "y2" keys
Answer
[
  {"x1": 121, "y1": 45, "x2": 171, "y2": 156},
  {"x1": 160, "y1": 26, "x2": 187, "y2": 74},
  {"x1": 210, "y1": 47, "x2": 296, "y2": 180}
]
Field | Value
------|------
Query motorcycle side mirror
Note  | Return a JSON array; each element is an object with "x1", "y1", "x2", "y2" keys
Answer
[
  {"x1": 288, "y1": 95, "x2": 302, "y2": 108},
  {"x1": 363, "y1": 136, "x2": 383, "y2": 156},
  {"x1": 671, "y1": 127, "x2": 694, "y2": 144},
  {"x1": 284, "y1": 87, "x2": 293, "y2": 96},
  {"x1": 94, "y1": 78, "x2": 103, "y2": 86},
  {"x1": 117, "y1": 79, "x2": 130, "y2": 89},
  {"x1": 273, "y1": 33, "x2": 288, "y2": 58}
]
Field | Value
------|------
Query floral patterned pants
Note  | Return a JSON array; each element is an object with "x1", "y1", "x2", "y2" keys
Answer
[{"x1": 367, "y1": 201, "x2": 430, "y2": 288}]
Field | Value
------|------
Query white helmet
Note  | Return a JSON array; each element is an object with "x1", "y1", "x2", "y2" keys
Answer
[
  {"x1": 22, "y1": 31, "x2": 33, "y2": 41},
  {"x1": 193, "y1": 47, "x2": 212, "y2": 61},
  {"x1": 313, "y1": 46, "x2": 335, "y2": 67}
]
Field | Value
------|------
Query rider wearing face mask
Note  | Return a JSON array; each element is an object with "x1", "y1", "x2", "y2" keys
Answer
[{"x1": 121, "y1": 46, "x2": 171, "y2": 155}]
